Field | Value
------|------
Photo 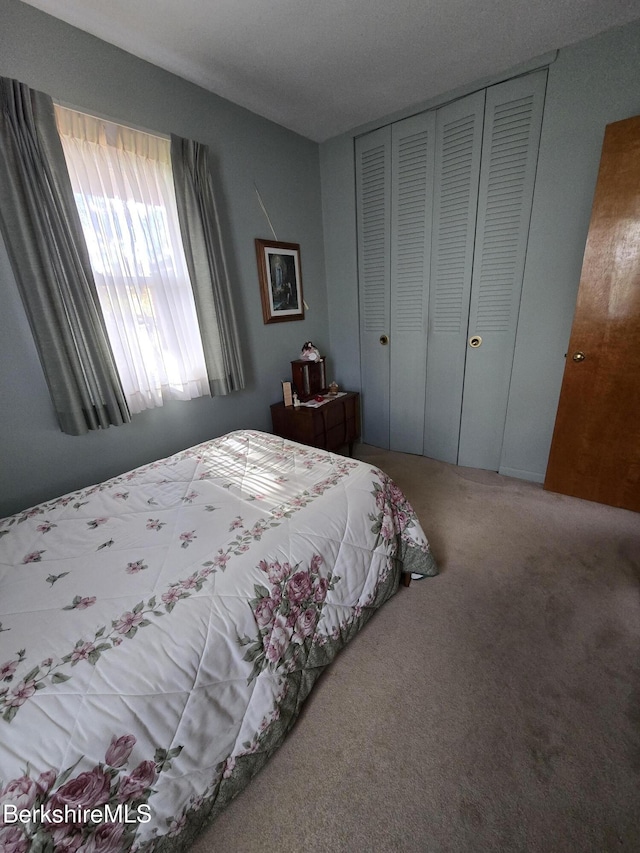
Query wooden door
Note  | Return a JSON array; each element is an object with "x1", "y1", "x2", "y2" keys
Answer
[{"x1": 544, "y1": 115, "x2": 640, "y2": 512}]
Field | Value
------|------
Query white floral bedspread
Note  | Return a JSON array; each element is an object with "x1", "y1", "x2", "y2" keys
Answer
[{"x1": 0, "y1": 430, "x2": 437, "y2": 852}]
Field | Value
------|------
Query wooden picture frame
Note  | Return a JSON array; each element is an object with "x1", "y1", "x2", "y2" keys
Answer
[{"x1": 255, "y1": 239, "x2": 305, "y2": 324}]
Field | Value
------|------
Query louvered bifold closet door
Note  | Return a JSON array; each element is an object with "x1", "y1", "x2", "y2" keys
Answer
[
  {"x1": 423, "y1": 91, "x2": 485, "y2": 463},
  {"x1": 389, "y1": 112, "x2": 435, "y2": 453},
  {"x1": 458, "y1": 71, "x2": 546, "y2": 469},
  {"x1": 356, "y1": 126, "x2": 392, "y2": 448}
]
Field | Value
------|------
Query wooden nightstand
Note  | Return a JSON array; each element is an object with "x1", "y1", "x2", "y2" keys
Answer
[{"x1": 270, "y1": 392, "x2": 360, "y2": 455}]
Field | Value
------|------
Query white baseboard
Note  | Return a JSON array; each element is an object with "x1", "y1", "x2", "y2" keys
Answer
[{"x1": 498, "y1": 466, "x2": 544, "y2": 484}]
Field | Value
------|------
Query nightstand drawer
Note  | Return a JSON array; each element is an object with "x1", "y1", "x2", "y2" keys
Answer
[{"x1": 270, "y1": 392, "x2": 360, "y2": 455}]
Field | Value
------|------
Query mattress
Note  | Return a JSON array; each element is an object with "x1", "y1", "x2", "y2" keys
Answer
[{"x1": 0, "y1": 430, "x2": 437, "y2": 851}]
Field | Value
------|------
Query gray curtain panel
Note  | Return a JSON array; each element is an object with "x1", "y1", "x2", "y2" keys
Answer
[
  {"x1": 171, "y1": 135, "x2": 245, "y2": 394},
  {"x1": 0, "y1": 77, "x2": 130, "y2": 435}
]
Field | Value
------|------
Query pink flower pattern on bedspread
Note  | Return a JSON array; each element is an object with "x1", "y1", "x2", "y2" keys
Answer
[
  {"x1": 239, "y1": 554, "x2": 340, "y2": 681},
  {"x1": 0, "y1": 733, "x2": 177, "y2": 852},
  {"x1": 0, "y1": 430, "x2": 436, "y2": 851}
]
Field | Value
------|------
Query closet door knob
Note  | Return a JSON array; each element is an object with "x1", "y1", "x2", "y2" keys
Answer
[
  {"x1": 572, "y1": 351, "x2": 586, "y2": 362},
  {"x1": 469, "y1": 335, "x2": 482, "y2": 348},
  {"x1": 379, "y1": 334, "x2": 389, "y2": 345}
]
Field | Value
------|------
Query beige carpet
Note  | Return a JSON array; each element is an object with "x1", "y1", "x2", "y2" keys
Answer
[{"x1": 192, "y1": 446, "x2": 640, "y2": 853}]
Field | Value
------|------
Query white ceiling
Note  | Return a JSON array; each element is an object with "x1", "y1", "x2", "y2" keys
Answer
[{"x1": 20, "y1": 0, "x2": 640, "y2": 142}]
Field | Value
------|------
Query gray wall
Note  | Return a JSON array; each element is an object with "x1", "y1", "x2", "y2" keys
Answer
[
  {"x1": 0, "y1": 0, "x2": 328, "y2": 516},
  {"x1": 321, "y1": 20, "x2": 640, "y2": 482},
  {"x1": 2, "y1": 3, "x2": 639, "y2": 515}
]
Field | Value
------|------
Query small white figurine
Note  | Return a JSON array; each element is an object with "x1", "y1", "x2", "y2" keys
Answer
[
  {"x1": 292, "y1": 391, "x2": 300, "y2": 408},
  {"x1": 300, "y1": 341, "x2": 320, "y2": 362}
]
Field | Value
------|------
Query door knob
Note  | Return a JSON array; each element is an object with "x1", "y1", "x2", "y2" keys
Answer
[
  {"x1": 469, "y1": 335, "x2": 482, "y2": 348},
  {"x1": 572, "y1": 351, "x2": 586, "y2": 362},
  {"x1": 379, "y1": 334, "x2": 389, "y2": 345}
]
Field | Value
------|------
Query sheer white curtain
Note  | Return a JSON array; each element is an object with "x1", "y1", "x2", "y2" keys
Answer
[{"x1": 54, "y1": 106, "x2": 210, "y2": 414}]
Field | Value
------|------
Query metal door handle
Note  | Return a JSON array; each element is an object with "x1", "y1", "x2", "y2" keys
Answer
[
  {"x1": 469, "y1": 335, "x2": 482, "y2": 348},
  {"x1": 379, "y1": 334, "x2": 389, "y2": 345},
  {"x1": 572, "y1": 351, "x2": 586, "y2": 362}
]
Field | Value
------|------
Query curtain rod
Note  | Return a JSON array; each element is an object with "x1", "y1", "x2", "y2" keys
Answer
[{"x1": 54, "y1": 99, "x2": 170, "y2": 143}]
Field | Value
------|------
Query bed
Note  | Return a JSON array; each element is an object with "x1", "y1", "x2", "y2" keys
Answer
[{"x1": 0, "y1": 429, "x2": 437, "y2": 851}]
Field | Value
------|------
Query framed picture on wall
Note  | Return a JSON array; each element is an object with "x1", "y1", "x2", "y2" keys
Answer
[{"x1": 255, "y1": 238, "x2": 305, "y2": 324}]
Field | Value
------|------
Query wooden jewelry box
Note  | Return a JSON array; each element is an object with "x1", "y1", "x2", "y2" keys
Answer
[{"x1": 291, "y1": 358, "x2": 326, "y2": 401}]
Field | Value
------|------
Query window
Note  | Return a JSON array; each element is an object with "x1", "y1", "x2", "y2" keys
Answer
[{"x1": 55, "y1": 106, "x2": 210, "y2": 414}]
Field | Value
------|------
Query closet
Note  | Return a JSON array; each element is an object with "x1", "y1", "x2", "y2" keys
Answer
[{"x1": 356, "y1": 71, "x2": 546, "y2": 469}]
